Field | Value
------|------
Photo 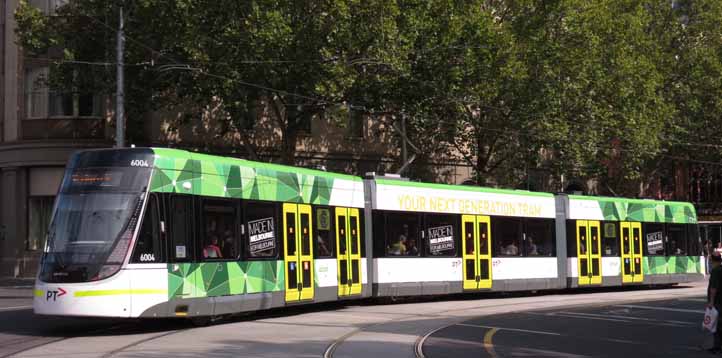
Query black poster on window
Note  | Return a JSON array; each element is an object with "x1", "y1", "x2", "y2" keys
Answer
[
  {"x1": 646, "y1": 231, "x2": 664, "y2": 253},
  {"x1": 428, "y1": 225, "x2": 454, "y2": 254},
  {"x1": 248, "y1": 217, "x2": 275, "y2": 254}
]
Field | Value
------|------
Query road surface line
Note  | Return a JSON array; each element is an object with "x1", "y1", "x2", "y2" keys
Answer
[
  {"x1": 483, "y1": 327, "x2": 499, "y2": 357},
  {"x1": 455, "y1": 323, "x2": 562, "y2": 336},
  {"x1": 545, "y1": 312, "x2": 631, "y2": 323},
  {"x1": 0, "y1": 305, "x2": 32, "y2": 311},
  {"x1": 616, "y1": 304, "x2": 704, "y2": 314},
  {"x1": 678, "y1": 298, "x2": 706, "y2": 302},
  {"x1": 558, "y1": 311, "x2": 694, "y2": 326}
]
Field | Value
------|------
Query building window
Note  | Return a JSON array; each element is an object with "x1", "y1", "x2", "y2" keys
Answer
[
  {"x1": 28, "y1": 0, "x2": 66, "y2": 14},
  {"x1": 25, "y1": 67, "x2": 102, "y2": 119},
  {"x1": 27, "y1": 196, "x2": 55, "y2": 251},
  {"x1": 347, "y1": 110, "x2": 365, "y2": 138}
]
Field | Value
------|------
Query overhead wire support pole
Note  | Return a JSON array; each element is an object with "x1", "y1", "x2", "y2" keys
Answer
[{"x1": 116, "y1": 1, "x2": 125, "y2": 148}]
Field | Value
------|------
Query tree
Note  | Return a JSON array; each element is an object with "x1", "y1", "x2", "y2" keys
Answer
[{"x1": 16, "y1": 0, "x2": 407, "y2": 164}]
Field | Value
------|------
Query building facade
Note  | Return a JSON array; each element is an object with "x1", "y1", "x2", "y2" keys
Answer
[
  {"x1": 0, "y1": 0, "x2": 474, "y2": 279},
  {"x1": 1, "y1": 0, "x2": 113, "y2": 278}
]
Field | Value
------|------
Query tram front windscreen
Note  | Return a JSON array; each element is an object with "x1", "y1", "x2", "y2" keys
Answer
[{"x1": 39, "y1": 151, "x2": 153, "y2": 283}]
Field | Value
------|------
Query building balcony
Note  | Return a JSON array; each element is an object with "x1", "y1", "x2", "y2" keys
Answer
[{"x1": 21, "y1": 117, "x2": 106, "y2": 140}]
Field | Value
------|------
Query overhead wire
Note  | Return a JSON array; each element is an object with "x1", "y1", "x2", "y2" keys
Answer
[{"x1": 34, "y1": 5, "x2": 722, "y2": 166}]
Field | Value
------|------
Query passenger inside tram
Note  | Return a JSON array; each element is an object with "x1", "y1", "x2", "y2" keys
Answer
[
  {"x1": 388, "y1": 224, "x2": 409, "y2": 256},
  {"x1": 203, "y1": 236, "x2": 222, "y2": 258},
  {"x1": 221, "y1": 228, "x2": 234, "y2": 258},
  {"x1": 503, "y1": 240, "x2": 519, "y2": 256},
  {"x1": 405, "y1": 237, "x2": 419, "y2": 256}
]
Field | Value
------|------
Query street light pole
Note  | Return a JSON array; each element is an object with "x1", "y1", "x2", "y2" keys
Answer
[{"x1": 115, "y1": 2, "x2": 125, "y2": 148}]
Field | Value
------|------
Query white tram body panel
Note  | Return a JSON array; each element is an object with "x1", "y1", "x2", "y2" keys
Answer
[
  {"x1": 34, "y1": 266, "x2": 168, "y2": 318},
  {"x1": 490, "y1": 257, "x2": 558, "y2": 280}
]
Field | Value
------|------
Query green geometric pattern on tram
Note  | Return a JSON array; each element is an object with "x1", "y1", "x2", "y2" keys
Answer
[
  {"x1": 226, "y1": 165, "x2": 243, "y2": 198},
  {"x1": 643, "y1": 256, "x2": 701, "y2": 275},
  {"x1": 167, "y1": 261, "x2": 284, "y2": 299},
  {"x1": 596, "y1": 199, "x2": 696, "y2": 224},
  {"x1": 168, "y1": 263, "x2": 202, "y2": 298},
  {"x1": 149, "y1": 149, "x2": 340, "y2": 205}
]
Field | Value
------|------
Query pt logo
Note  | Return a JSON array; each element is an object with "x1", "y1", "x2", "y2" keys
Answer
[{"x1": 46, "y1": 288, "x2": 67, "y2": 301}]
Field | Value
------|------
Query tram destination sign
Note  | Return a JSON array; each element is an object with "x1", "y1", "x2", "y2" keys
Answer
[
  {"x1": 428, "y1": 225, "x2": 454, "y2": 254},
  {"x1": 248, "y1": 217, "x2": 276, "y2": 254}
]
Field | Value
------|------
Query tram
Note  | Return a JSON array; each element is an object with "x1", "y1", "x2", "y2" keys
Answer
[{"x1": 33, "y1": 148, "x2": 703, "y2": 318}]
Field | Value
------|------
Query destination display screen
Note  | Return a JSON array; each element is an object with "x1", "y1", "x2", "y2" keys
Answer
[
  {"x1": 60, "y1": 166, "x2": 150, "y2": 193},
  {"x1": 70, "y1": 170, "x2": 124, "y2": 188}
]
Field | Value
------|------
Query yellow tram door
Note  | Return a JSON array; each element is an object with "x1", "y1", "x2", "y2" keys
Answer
[
  {"x1": 631, "y1": 222, "x2": 644, "y2": 283},
  {"x1": 620, "y1": 222, "x2": 633, "y2": 283},
  {"x1": 576, "y1": 220, "x2": 602, "y2": 285},
  {"x1": 620, "y1": 222, "x2": 644, "y2": 284},
  {"x1": 283, "y1": 203, "x2": 315, "y2": 302},
  {"x1": 477, "y1": 216, "x2": 492, "y2": 289},
  {"x1": 462, "y1": 215, "x2": 492, "y2": 290},
  {"x1": 335, "y1": 208, "x2": 363, "y2": 297}
]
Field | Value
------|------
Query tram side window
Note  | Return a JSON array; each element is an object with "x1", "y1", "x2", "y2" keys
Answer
[
  {"x1": 688, "y1": 224, "x2": 701, "y2": 256},
  {"x1": 643, "y1": 223, "x2": 665, "y2": 256},
  {"x1": 131, "y1": 195, "x2": 165, "y2": 263},
  {"x1": 566, "y1": 221, "x2": 577, "y2": 257},
  {"x1": 601, "y1": 222, "x2": 620, "y2": 257},
  {"x1": 372, "y1": 211, "x2": 386, "y2": 257},
  {"x1": 360, "y1": 211, "x2": 366, "y2": 257},
  {"x1": 525, "y1": 219, "x2": 555, "y2": 256},
  {"x1": 170, "y1": 195, "x2": 193, "y2": 262},
  {"x1": 243, "y1": 201, "x2": 278, "y2": 259},
  {"x1": 493, "y1": 217, "x2": 522, "y2": 257},
  {"x1": 425, "y1": 214, "x2": 458, "y2": 257},
  {"x1": 385, "y1": 212, "x2": 420, "y2": 256},
  {"x1": 201, "y1": 199, "x2": 238, "y2": 260},
  {"x1": 315, "y1": 207, "x2": 334, "y2": 258},
  {"x1": 666, "y1": 224, "x2": 687, "y2": 256}
]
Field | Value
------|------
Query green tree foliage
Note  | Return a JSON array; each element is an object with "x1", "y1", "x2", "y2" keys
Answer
[{"x1": 14, "y1": 0, "x2": 722, "y2": 195}]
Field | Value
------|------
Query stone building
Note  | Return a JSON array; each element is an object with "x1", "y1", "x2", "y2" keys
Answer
[{"x1": 0, "y1": 0, "x2": 473, "y2": 279}]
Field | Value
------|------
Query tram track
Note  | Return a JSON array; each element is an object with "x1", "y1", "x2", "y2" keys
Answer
[
  {"x1": 1, "y1": 322, "x2": 131, "y2": 358},
  {"x1": 100, "y1": 328, "x2": 190, "y2": 358}
]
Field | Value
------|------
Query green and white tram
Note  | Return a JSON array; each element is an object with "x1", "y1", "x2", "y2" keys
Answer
[{"x1": 33, "y1": 148, "x2": 703, "y2": 319}]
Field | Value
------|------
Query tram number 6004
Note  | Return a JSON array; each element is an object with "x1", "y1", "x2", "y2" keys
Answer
[
  {"x1": 139, "y1": 253, "x2": 156, "y2": 262},
  {"x1": 130, "y1": 159, "x2": 150, "y2": 167}
]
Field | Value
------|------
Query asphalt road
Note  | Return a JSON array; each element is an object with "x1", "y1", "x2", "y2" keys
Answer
[
  {"x1": 0, "y1": 283, "x2": 710, "y2": 358},
  {"x1": 422, "y1": 296, "x2": 710, "y2": 358}
]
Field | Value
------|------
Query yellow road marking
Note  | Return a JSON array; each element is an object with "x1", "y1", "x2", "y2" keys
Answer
[{"x1": 483, "y1": 327, "x2": 499, "y2": 357}]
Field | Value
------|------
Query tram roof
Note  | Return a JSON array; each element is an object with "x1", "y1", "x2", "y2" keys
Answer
[
  {"x1": 374, "y1": 178, "x2": 554, "y2": 198},
  {"x1": 567, "y1": 194, "x2": 697, "y2": 224},
  {"x1": 151, "y1": 147, "x2": 361, "y2": 181}
]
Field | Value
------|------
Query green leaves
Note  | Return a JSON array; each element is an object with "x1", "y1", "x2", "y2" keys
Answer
[{"x1": 13, "y1": 0, "x2": 722, "y2": 195}]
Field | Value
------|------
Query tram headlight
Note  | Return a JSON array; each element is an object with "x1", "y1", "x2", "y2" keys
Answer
[{"x1": 92, "y1": 264, "x2": 121, "y2": 281}]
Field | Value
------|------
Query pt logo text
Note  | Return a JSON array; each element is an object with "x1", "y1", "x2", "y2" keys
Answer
[{"x1": 46, "y1": 288, "x2": 67, "y2": 301}]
